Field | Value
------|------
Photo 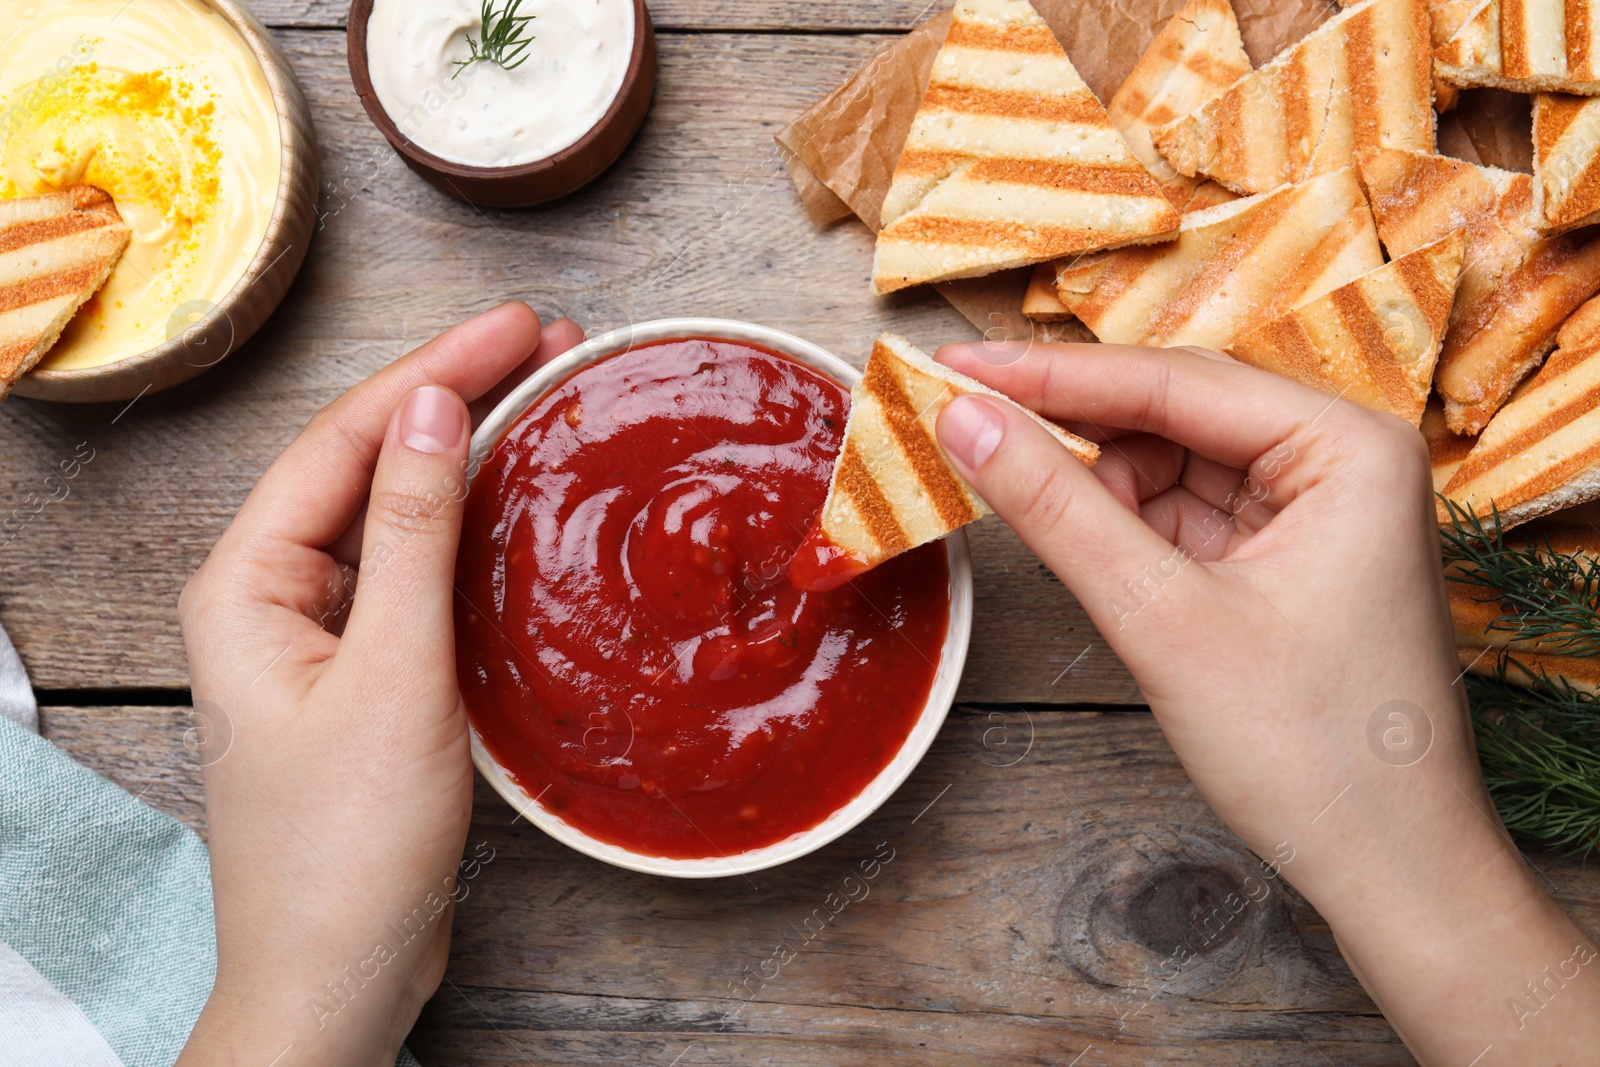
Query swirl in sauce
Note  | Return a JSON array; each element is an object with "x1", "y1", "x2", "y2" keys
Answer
[{"x1": 456, "y1": 339, "x2": 951, "y2": 859}]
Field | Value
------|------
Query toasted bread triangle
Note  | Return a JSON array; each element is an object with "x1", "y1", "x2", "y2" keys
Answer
[
  {"x1": 1533, "y1": 93, "x2": 1600, "y2": 235},
  {"x1": 0, "y1": 186, "x2": 130, "y2": 395},
  {"x1": 1435, "y1": 0, "x2": 1600, "y2": 94},
  {"x1": 1023, "y1": 0, "x2": 1244, "y2": 324},
  {"x1": 871, "y1": 0, "x2": 1180, "y2": 295},
  {"x1": 1052, "y1": 167, "x2": 1385, "y2": 351},
  {"x1": 1441, "y1": 333, "x2": 1600, "y2": 531},
  {"x1": 1358, "y1": 147, "x2": 1600, "y2": 434},
  {"x1": 1107, "y1": 0, "x2": 1251, "y2": 211},
  {"x1": 1227, "y1": 232, "x2": 1465, "y2": 426},
  {"x1": 1153, "y1": 0, "x2": 1434, "y2": 196},
  {"x1": 791, "y1": 334, "x2": 1098, "y2": 590}
]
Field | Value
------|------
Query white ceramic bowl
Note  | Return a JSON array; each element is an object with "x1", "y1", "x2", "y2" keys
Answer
[{"x1": 465, "y1": 317, "x2": 974, "y2": 877}]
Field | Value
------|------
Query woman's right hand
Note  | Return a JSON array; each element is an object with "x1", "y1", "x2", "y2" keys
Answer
[{"x1": 932, "y1": 341, "x2": 1600, "y2": 1066}]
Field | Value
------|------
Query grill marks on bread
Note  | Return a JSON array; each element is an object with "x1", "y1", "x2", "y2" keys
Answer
[
  {"x1": 1359, "y1": 147, "x2": 1600, "y2": 434},
  {"x1": 1153, "y1": 0, "x2": 1434, "y2": 195},
  {"x1": 813, "y1": 334, "x2": 1098, "y2": 572},
  {"x1": 1052, "y1": 168, "x2": 1385, "y2": 352},
  {"x1": 871, "y1": 0, "x2": 1179, "y2": 294},
  {"x1": 1436, "y1": 0, "x2": 1600, "y2": 94},
  {"x1": 1226, "y1": 232, "x2": 1466, "y2": 425},
  {"x1": 0, "y1": 186, "x2": 131, "y2": 395}
]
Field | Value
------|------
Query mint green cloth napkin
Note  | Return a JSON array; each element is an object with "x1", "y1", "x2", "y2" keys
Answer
[{"x1": 0, "y1": 715, "x2": 422, "y2": 1067}]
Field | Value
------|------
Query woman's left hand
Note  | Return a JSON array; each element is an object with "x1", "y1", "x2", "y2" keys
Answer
[{"x1": 177, "y1": 304, "x2": 583, "y2": 1067}]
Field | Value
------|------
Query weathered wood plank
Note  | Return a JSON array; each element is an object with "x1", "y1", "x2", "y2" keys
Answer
[
  {"x1": 0, "y1": 31, "x2": 1135, "y2": 702},
  {"x1": 251, "y1": 0, "x2": 944, "y2": 32},
  {"x1": 37, "y1": 704, "x2": 1600, "y2": 1066}
]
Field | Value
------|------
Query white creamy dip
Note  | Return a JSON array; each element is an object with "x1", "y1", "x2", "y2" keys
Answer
[{"x1": 366, "y1": 0, "x2": 634, "y2": 169}]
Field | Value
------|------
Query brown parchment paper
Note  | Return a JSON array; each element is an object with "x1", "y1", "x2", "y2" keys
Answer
[{"x1": 776, "y1": 0, "x2": 1529, "y2": 340}]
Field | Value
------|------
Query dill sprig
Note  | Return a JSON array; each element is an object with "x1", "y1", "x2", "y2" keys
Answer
[
  {"x1": 1466, "y1": 666, "x2": 1600, "y2": 856},
  {"x1": 1439, "y1": 496, "x2": 1600, "y2": 657},
  {"x1": 453, "y1": 0, "x2": 536, "y2": 79}
]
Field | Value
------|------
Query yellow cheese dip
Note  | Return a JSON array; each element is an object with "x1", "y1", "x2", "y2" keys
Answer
[{"x1": 0, "y1": 0, "x2": 281, "y2": 371}]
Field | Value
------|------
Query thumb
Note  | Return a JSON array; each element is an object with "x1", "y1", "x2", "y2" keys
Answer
[
  {"x1": 936, "y1": 394, "x2": 1200, "y2": 633},
  {"x1": 342, "y1": 385, "x2": 471, "y2": 678}
]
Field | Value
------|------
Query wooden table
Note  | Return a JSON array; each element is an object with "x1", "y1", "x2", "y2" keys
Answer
[{"x1": 8, "y1": 3, "x2": 1597, "y2": 1063}]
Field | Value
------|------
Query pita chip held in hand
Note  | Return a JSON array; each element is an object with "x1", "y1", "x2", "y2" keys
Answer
[
  {"x1": 0, "y1": 186, "x2": 130, "y2": 399},
  {"x1": 789, "y1": 334, "x2": 1098, "y2": 592},
  {"x1": 871, "y1": 0, "x2": 1179, "y2": 295}
]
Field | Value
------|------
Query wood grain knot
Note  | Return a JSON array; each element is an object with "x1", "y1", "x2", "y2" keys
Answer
[{"x1": 1054, "y1": 823, "x2": 1297, "y2": 998}]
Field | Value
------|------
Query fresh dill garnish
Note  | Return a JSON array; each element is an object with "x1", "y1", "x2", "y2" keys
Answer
[
  {"x1": 1441, "y1": 497, "x2": 1600, "y2": 854},
  {"x1": 1467, "y1": 666, "x2": 1600, "y2": 856},
  {"x1": 1440, "y1": 496, "x2": 1600, "y2": 657},
  {"x1": 453, "y1": 0, "x2": 536, "y2": 79}
]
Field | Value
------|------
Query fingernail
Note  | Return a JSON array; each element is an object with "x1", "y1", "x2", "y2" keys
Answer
[
  {"x1": 939, "y1": 395, "x2": 1006, "y2": 472},
  {"x1": 398, "y1": 386, "x2": 464, "y2": 454}
]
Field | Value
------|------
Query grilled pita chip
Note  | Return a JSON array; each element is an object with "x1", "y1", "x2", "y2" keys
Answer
[
  {"x1": 1227, "y1": 232, "x2": 1466, "y2": 425},
  {"x1": 1440, "y1": 332, "x2": 1600, "y2": 530},
  {"x1": 1360, "y1": 148, "x2": 1600, "y2": 434},
  {"x1": 1435, "y1": 0, "x2": 1600, "y2": 95},
  {"x1": 1426, "y1": 0, "x2": 1485, "y2": 110},
  {"x1": 1107, "y1": 0, "x2": 1250, "y2": 211},
  {"x1": 790, "y1": 334, "x2": 1098, "y2": 591},
  {"x1": 1022, "y1": 262, "x2": 1075, "y2": 320},
  {"x1": 0, "y1": 186, "x2": 129, "y2": 394},
  {"x1": 1533, "y1": 93, "x2": 1600, "y2": 234},
  {"x1": 1423, "y1": 397, "x2": 1478, "y2": 492},
  {"x1": 1022, "y1": 0, "x2": 1244, "y2": 324},
  {"x1": 1154, "y1": 0, "x2": 1434, "y2": 196},
  {"x1": 1053, "y1": 167, "x2": 1385, "y2": 351},
  {"x1": 1560, "y1": 292, "x2": 1600, "y2": 349},
  {"x1": 872, "y1": 0, "x2": 1180, "y2": 295}
]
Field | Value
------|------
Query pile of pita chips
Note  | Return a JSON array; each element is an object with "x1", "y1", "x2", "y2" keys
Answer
[
  {"x1": 832, "y1": 0, "x2": 1600, "y2": 551},
  {"x1": 1153, "y1": 0, "x2": 1434, "y2": 195},
  {"x1": 1227, "y1": 232, "x2": 1466, "y2": 425},
  {"x1": 1021, "y1": 0, "x2": 1248, "y2": 322},
  {"x1": 871, "y1": 0, "x2": 1180, "y2": 294},
  {"x1": 1359, "y1": 147, "x2": 1600, "y2": 435},
  {"x1": 1052, "y1": 167, "x2": 1384, "y2": 351},
  {"x1": 791, "y1": 334, "x2": 1098, "y2": 590},
  {"x1": 1103, "y1": 0, "x2": 1249, "y2": 212}
]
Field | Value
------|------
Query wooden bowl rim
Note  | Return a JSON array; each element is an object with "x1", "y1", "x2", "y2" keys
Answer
[
  {"x1": 21, "y1": 0, "x2": 315, "y2": 394},
  {"x1": 346, "y1": 0, "x2": 653, "y2": 181}
]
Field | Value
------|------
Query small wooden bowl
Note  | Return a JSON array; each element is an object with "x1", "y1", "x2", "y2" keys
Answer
[
  {"x1": 347, "y1": 0, "x2": 656, "y2": 209},
  {"x1": 15, "y1": 0, "x2": 318, "y2": 405}
]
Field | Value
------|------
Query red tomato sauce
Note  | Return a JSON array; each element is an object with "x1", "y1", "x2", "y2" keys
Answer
[{"x1": 455, "y1": 339, "x2": 951, "y2": 860}]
